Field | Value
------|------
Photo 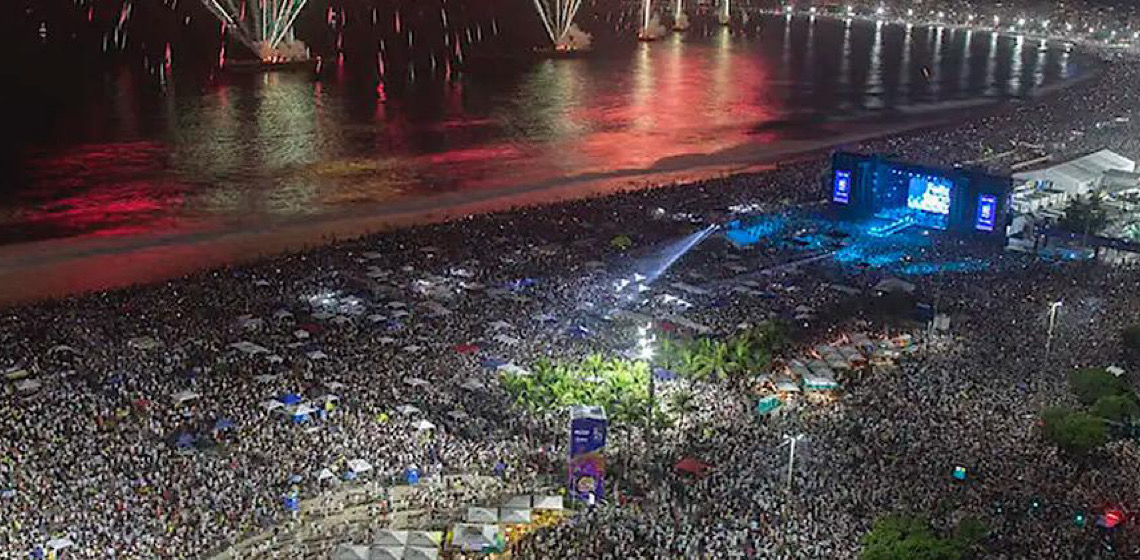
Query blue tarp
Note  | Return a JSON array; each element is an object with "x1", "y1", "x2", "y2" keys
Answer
[
  {"x1": 481, "y1": 358, "x2": 508, "y2": 369},
  {"x1": 279, "y1": 394, "x2": 303, "y2": 405},
  {"x1": 653, "y1": 367, "x2": 677, "y2": 381},
  {"x1": 175, "y1": 433, "x2": 196, "y2": 448},
  {"x1": 214, "y1": 418, "x2": 236, "y2": 431}
]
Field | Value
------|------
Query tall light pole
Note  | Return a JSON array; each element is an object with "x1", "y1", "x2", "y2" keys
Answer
[
  {"x1": 638, "y1": 323, "x2": 656, "y2": 448},
  {"x1": 782, "y1": 434, "x2": 805, "y2": 490},
  {"x1": 1045, "y1": 300, "x2": 1063, "y2": 358}
]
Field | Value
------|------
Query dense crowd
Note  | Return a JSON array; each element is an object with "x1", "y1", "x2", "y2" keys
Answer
[{"x1": 5, "y1": 16, "x2": 1140, "y2": 560}]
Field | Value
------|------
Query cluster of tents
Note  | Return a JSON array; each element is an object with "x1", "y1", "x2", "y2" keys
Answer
[{"x1": 332, "y1": 495, "x2": 564, "y2": 559}]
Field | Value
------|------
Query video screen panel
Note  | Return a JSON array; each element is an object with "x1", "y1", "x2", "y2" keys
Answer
[
  {"x1": 833, "y1": 170, "x2": 851, "y2": 204},
  {"x1": 976, "y1": 195, "x2": 997, "y2": 232},
  {"x1": 906, "y1": 174, "x2": 953, "y2": 215}
]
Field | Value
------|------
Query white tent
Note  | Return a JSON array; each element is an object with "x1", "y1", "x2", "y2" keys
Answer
[
  {"x1": 230, "y1": 341, "x2": 269, "y2": 355},
  {"x1": 318, "y1": 468, "x2": 336, "y2": 482},
  {"x1": 294, "y1": 330, "x2": 311, "y2": 339},
  {"x1": 401, "y1": 345, "x2": 423, "y2": 353},
  {"x1": 373, "y1": 530, "x2": 409, "y2": 547},
  {"x1": 488, "y1": 321, "x2": 513, "y2": 331},
  {"x1": 396, "y1": 404, "x2": 421, "y2": 416},
  {"x1": 447, "y1": 410, "x2": 469, "y2": 421},
  {"x1": 172, "y1": 390, "x2": 200, "y2": 405},
  {"x1": 460, "y1": 379, "x2": 485, "y2": 392},
  {"x1": 402, "y1": 547, "x2": 440, "y2": 560},
  {"x1": 47, "y1": 538, "x2": 75, "y2": 551},
  {"x1": 405, "y1": 531, "x2": 443, "y2": 548},
  {"x1": 403, "y1": 377, "x2": 430, "y2": 388},
  {"x1": 497, "y1": 364, "x2": 531, "y2": 376},
  {"x1": 533, "y1": 495, "x2": 564, "y2": 510},
  {"x1": 14, "y1": 379, "x2": 42, "y2": 394},
  {"x1": 260, "y1": 399, "x2": 285, "y2": 412},
  {"x1": 307, "y1": 350, "x2": 329, "y2": 361},
  {"x1": 451, "y1": 524, "x2": 502, "y2": 552},
  {"x1": 128, "y1": 337, "x2": 163, "y2": 350},
  {"x1": 498, "y1": 507, "x2": 532, "y2": 524},
  {"x1": 465, "y1": 507, "x2": 498, "y2": 523},
  {"x1": 503, "y1": 495, "x2": 531, "y2": 509},
  {"x1": 493, "y1": 334, "x2": 521, "y2": 346},
  {"x1": 253, "y1": 374, "x2": 278, "y2": 383},
  {"x1": 331, "y1": 545, "x2": 370, "y2": 560},
  {"x1": 347, "y1": 459, "x2": 373, "y2": 474},
  {"x1": 413, "y1": 420, "x2": 436, "y2": 431},
  {"x1": 368, "y1": 546, "x2": 403, "y2": 560}
]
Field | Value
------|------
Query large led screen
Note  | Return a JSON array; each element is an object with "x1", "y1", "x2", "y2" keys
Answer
[{"x1": 906, "y1": 175, "x2": 953, "y2": 215}]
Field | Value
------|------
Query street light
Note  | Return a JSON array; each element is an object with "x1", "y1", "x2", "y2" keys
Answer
[
  {"x1": 638, "y1": 323, "x2": 657, "y2": 447},
  {"x1": 781, "y1": 434, "x2": 805, "y2": 490},
  {"x1": 1045, "y1": 300, "x2": 1063, "y2": 358}
]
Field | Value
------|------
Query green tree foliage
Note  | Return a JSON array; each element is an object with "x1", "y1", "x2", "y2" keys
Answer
[
  {"x1": 1068, "y1": 368, "x2": 1128, "y2": 406},
  {"x1": 659, "y1": 322, "x2": 785, "y2": 383},
  {"x1": 1091, "y1": 394, "x2": 1140, "y2": 422},
  {"x1": 860, "y1": 514, "x2": 963, "y2": 560},
  {"x1": 1041, "y1": 407, "x2": 1108, "y2": 455},
  {"x1": 501, "y1": 355, "x2": 653, "y2": 422},
  {"x1": 1058, "y1": 194, "x2": 1110, "y2": 236}
]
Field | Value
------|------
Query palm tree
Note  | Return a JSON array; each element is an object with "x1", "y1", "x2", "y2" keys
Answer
[{"x1": 668, "y1": 389, "x2": 699, "y2": 433}]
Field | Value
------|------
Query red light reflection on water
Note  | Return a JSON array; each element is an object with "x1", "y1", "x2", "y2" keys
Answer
[{"x1": 11, "y1": 142, "x2": 191, "y2": 241}]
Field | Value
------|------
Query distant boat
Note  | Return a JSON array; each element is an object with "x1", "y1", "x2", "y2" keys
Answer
[{"x1": 222, "y1": 58, "x2": 316, "y2": 73}]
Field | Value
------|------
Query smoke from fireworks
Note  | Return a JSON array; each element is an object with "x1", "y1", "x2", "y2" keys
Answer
[{"x1": 199, "y1": 0, "x2": 309, "y2": 60}]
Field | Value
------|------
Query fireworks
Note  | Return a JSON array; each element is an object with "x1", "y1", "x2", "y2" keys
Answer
[
  {"x1": 532, "y1": 0, "x2": 583, "y2": 47},
  {"x1": 199, "y1": 0, "x2": 309, "y2": 61}
]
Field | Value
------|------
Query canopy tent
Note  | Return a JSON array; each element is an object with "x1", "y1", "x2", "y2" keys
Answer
[
  {"x1": 230, "y1": 341, "x2": 269, "y2": 355},
  {"x1": 460, "y1": 379, "x2": 485, "y2": 392},
  {"x1": 48, "y1": 344, "x2": 80, "y2": 355},
  {"x1": 283, "y1": 403, "x2": 317, "y2": 423},
  {"x1": 503, "y1": 495, "x2": 532, "y2": 509},
  {"x1": 801, "y1": 372, "x2": 840, "y2": 392},
  {"x1": 465, "y1": 507, "x2": 498, "y2": 523},
  {"x1": 497, "y1": 364, "x2": 531, "y2": 376},
  {"x1": 279, "y1": 394, "x2": 304, "y2": 405},
  {"x1": 450, "y1": 524, "x2": 504, "y2": 552},
  {"x1": 367, "y1": 547, "x2": 404, "y2": 560},
  {"x1": 307, "y1": 350, "x2": 329, "y2": 361},
  {"x1": 447, "y1": 410, "x2": 469, "y2": 421},
  {"x1": 14, "y1": 378, "x2": 42, "y2": 394},
  {"x1": 214, "y1": 417, "x2": 236, "y2": 431},
  {"x1": 402, "y1": 548, "x2": 439, "y2": 560},
  {"x1": 498, "y1": 507, "x2": 532, "y2": 524},
  {"x1": 46, "y1": 537, "x2": 75, "y2": 551},
  {"x1": 413, "y1": 420, "x2": 436, "y2": 431},
  {"x1": 675, "y1": 457, "x2": 712, "y2": 477},
  {"x1": 373, "y1": 530, "x2": 409, "y2": 547},
  {"x1": 405, "y1": 531, "x2": 443, "y2": 548},
  {"x1": 533, "y1": 495, "x2": 564, "y2": 510},
  {"x1": 396, "y1": 405, "x2": 421, "y2": 416},
  {"x1": 331, "y1": 545, "x2": 370, "y2": 560},
  {"x1": 128, "y1": 337, "x2": 164, "y2": 350},
  {"x1": 260, "y1": 400, "x2": 285, "y2": 412},
  {"x1": 318, "y1": 468, "x2": 336, "y2": 482},
  {"x1": 403, "y1": 377, "x2": 430, "y2": 388},
  {"x1": 172, "y1": 390, "x2": 200, "y2": 405},
  {"x1": 757, "y1": 396, "x2": 783, "y2": 416},
  {"x1": 253, "y1": 374, "x2": 279, "y2": 383},
  {"x1": 347, "y1": 459, "x2": 373, "y2": 474}
]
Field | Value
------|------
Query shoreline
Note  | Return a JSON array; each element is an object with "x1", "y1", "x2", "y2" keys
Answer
[
  {"x1": 0, "y1": 41, "x2": 1103, "y2": 307},
  {"x1": 0, "y1": 103, "x2": 1018, "y2": 307}
]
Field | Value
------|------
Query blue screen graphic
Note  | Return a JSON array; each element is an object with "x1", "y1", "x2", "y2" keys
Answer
[
  {"x1": 976, "y1": 195, "x2": 997, "y2": 232},
  {"x1": 833, "y1": 170, "x2": 851, "y2": 204},
  {"x1": 906, "y1": 175, "x2": 952, "y2": 215}
]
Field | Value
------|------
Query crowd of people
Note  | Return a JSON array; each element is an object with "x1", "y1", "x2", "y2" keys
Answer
[{"x1": 5, "y1": 12, "x2": 1140, "y2": 560}]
